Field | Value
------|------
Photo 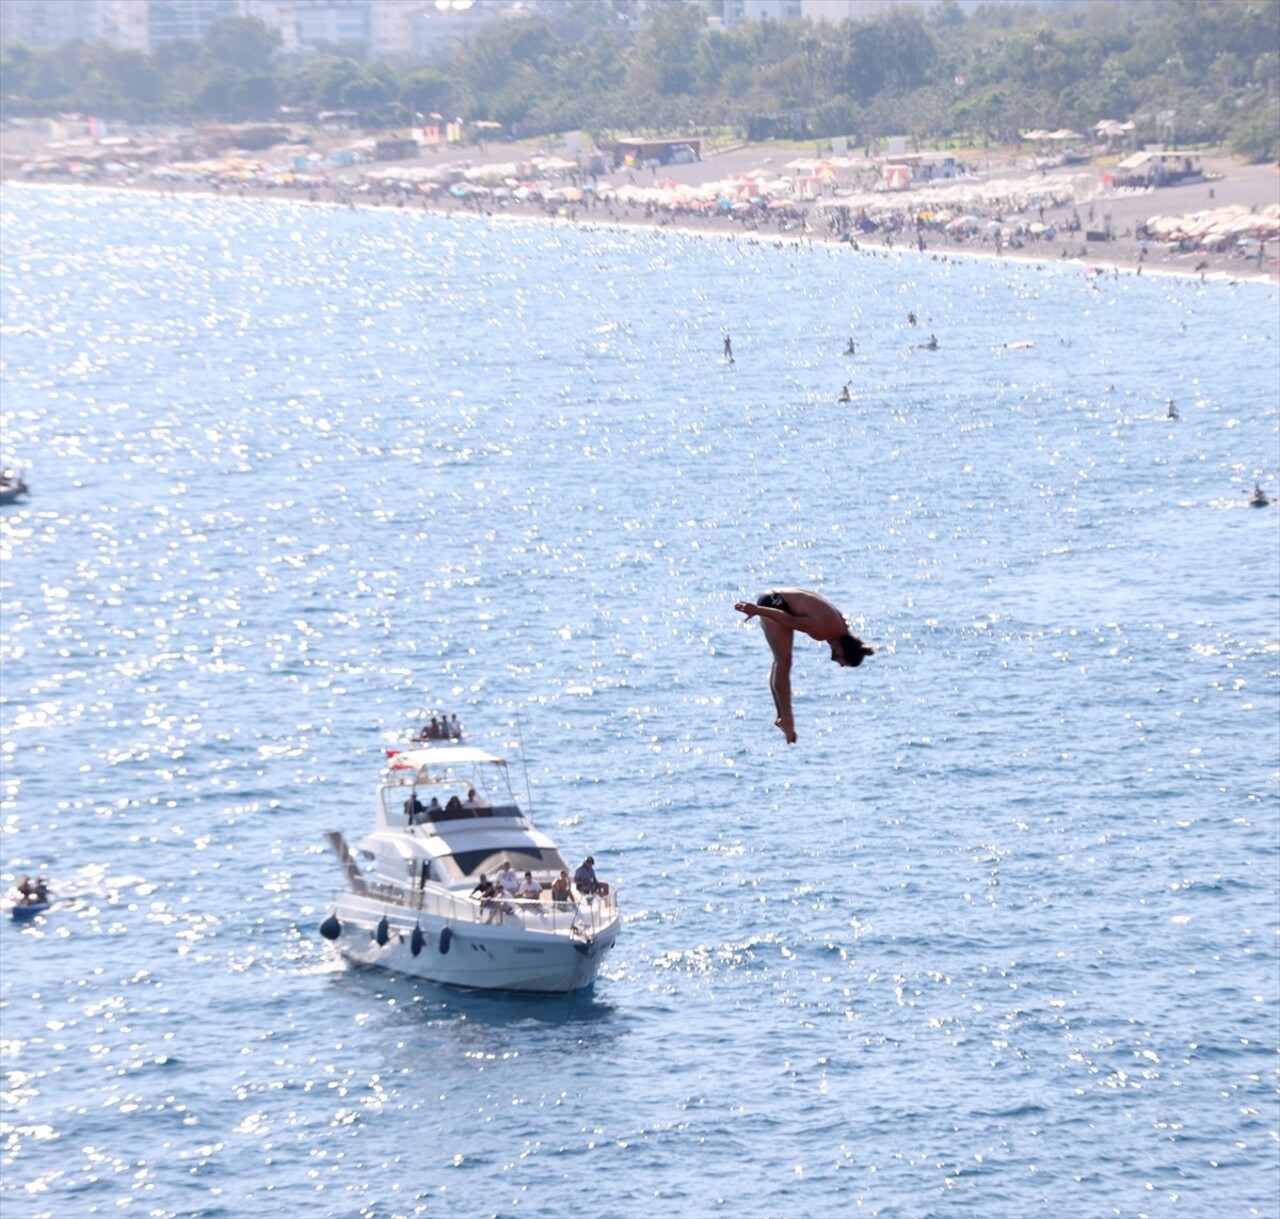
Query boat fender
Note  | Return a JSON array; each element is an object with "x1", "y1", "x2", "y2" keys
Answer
[
  {"x1": 375, "y1": 915, "x2": 390, "y2": 946},
  {"x1": 319, "y1": 914, "x2": 342, "y2": 941},
  {"x1": 439, "y1": 925, "x2": 453, "y2": 955},
  {"x1": 411, "y1": 924, "x2": 425, "y2": 957}
]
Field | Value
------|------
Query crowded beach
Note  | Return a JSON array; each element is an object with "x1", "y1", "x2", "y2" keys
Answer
[{"x1": 3, "y1": 119, "x2": 1277, "y2": 282}]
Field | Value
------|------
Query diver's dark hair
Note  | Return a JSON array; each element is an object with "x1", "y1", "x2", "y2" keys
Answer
[{"x1": 836, "y1": 633, "x2": 875, "y2": 667}]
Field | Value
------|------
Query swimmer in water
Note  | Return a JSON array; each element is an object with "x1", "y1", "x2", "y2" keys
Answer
[
  {"x1": 839, "y1": 382, "x2": 851, "y2": 402},
  {"x1": 734, "y1": 588, "x2": 874, "y2": 744},
  {"x1": 1167, "y1": 399, "x2": 1178, "y2": 420},
  {"x1": 844, "y1": 338, "x2": 857, "y2": 355}
]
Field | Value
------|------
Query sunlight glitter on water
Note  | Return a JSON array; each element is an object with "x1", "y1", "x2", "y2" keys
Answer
[{"x1": 1, "y1": 185, "x2": 1277, "y2": 1219}]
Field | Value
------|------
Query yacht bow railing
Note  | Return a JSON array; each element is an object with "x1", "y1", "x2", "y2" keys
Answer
[{"x1": 360, "y1": 876, "x2": 617, "y2": 937}]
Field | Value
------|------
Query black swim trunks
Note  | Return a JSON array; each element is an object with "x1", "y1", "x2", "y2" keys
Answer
[{"x1": 757, "y1": 591, "x2": 792, "y2": 613}]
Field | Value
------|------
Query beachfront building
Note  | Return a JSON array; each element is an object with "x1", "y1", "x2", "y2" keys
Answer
[{"x1": 1112, "y1": 149, "x2": 1204, "y2": 190}]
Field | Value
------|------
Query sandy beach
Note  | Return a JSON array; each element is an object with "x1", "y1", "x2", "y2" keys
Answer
[{"x1": 3, "y1": 124, "x2": 1277, "y2": 283}]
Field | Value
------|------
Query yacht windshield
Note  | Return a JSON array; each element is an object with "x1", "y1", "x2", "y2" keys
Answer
[{"x1": 446, "y1": 846, "x2": 566, "y2": 879}]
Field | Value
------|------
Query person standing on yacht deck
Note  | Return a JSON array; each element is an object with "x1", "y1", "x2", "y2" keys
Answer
[{"x1": 734, "y1": 587, "x2": 875, "y2": 744}]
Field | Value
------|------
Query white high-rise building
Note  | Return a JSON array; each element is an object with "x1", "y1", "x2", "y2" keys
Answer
[
  {"x1": 100, "y1": 0, "x2": 151, "y2": 51},
  {"x1": 0, "y1": 0, "x2": 106, "y2": 48},
  {"x1": 370, "y1": 0, "x2": 422, "y2": 60},
  {"x1": 145, "y1": 0, "x2": 242, "y2": 43},
  {"x1": 720, "y1": 0, "x2": 802, "y2": 28},
  {"x1": 0, "y1": 0, "x2": 547, "y2": 56}
]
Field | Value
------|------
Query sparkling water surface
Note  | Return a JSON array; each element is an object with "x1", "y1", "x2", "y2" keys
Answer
[{"x1": 1, "y1": 185, "x2": 1277, "y2": 1219}]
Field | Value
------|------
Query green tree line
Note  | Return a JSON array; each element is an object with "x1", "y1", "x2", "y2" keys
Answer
[{"x1": 1, "y1": 0, "x2": 1276, "y2": 160}]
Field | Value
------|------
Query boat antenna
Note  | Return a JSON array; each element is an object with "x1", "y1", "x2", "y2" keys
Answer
[{"x1": 515, "y1": 710, "x2": 534, "y2": 815}]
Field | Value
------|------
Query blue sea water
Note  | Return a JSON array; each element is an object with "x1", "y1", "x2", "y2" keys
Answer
[{"x1": 0, "y1": 183, "x2": 1277, "y2": 1219}]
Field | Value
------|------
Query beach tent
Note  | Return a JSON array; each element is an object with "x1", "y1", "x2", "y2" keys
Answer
[{"x1": 882, "y1": 164, "x2": 911, "y2": 191}]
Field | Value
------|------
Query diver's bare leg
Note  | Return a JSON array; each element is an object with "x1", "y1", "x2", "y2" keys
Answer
[{"x1": 760, "y1": 618, "x2": 797, "y2": 743}]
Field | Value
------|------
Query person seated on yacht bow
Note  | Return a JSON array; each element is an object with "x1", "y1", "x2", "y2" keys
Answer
[
  {"x1": 495, "y1": 861, "x2": 520, "y2": 896},
  {"x1": 574, "y1": 857, "x2": 609, "y2": 899},
  {"x1": 551, "y1": 870, "x2": 573, "y2": 906},
  {"x1": 470, "y1": 874, "x2": 508, "y2": 919},
  {"x1": 515, "y1": 871, "x2": 542, "y2": 901}
]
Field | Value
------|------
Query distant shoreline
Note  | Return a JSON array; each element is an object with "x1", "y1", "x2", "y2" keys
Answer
[{"x1": 6, "y1": 173, "x2": 1276, "y2": 292}]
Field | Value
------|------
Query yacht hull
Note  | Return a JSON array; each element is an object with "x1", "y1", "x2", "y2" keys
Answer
[{"x1": 326, "y1": 893, "x2": 617, "y2": 994}]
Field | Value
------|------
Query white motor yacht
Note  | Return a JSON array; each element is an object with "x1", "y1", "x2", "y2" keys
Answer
[{"x1": 320, "y1": 743, "x2": 619, "y2": 994}]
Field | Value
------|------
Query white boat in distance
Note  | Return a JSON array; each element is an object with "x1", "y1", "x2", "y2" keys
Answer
[{"x1": 320, "y1": 742, "x2": 619, "y2": 994}]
